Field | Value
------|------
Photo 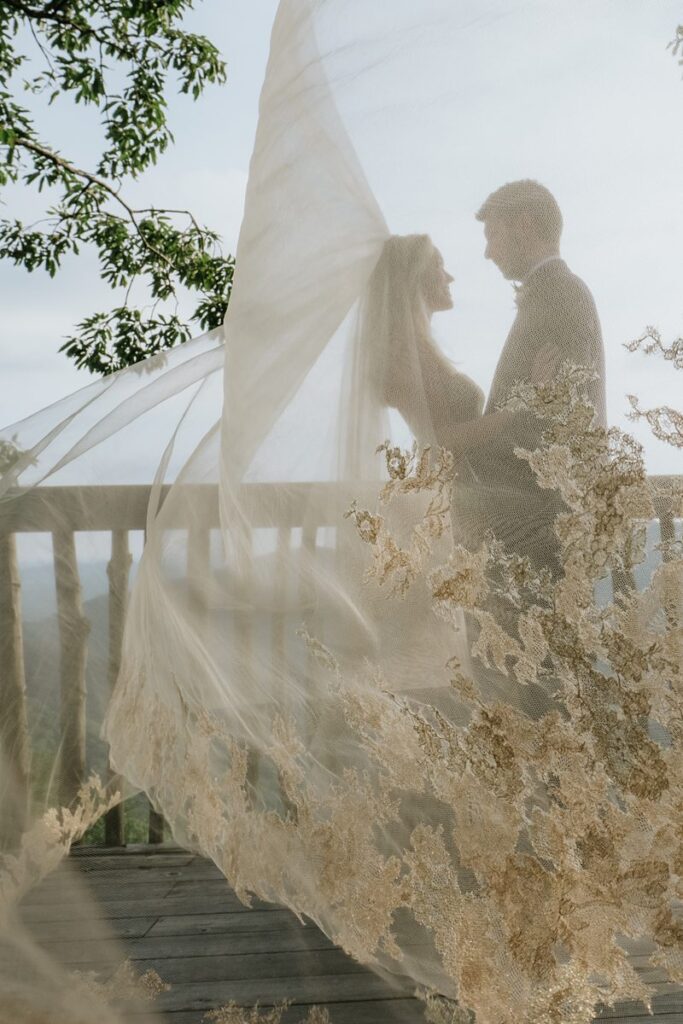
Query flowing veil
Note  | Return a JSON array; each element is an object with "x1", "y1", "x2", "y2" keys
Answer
[{"x1": 1, "y1": 1, "x2": 682, "y2": 1021}]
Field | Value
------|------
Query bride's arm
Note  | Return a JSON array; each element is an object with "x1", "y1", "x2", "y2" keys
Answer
[
  {"x1": 422, "y1": 336, "x2": 484, "y2": 427},
  {"x1": 385, "y1": 334, "x2": 484, "y2": 447}
]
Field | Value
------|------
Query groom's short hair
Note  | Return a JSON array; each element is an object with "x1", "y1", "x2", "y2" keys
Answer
[{"x1": 476, "y1": 179, "x2": 563, "y2": 246}]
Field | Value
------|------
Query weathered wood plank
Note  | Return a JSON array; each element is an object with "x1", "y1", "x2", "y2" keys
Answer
[
  {"x1": 70, "y1": 847, "x2": 194, "y2": 866},
  {"x1": 165, "y1": 878, "x2": 267, "y2": 899},
  {"x1": 594, "y1": 992, "x2": 683, "y2": 1017},
  {"x1": 153, "y1": 983, "x2": 683, "y2": 1020},
  {"x1": 21, "y1": 891, "x2": 275, "y2": 922},
  {"x1": 37, "y1": 926, "x2": 335, "y2": 967},
  {"x1": 35, "y1": 862, "x2": 222, "y2": 891},
  {"x1": 148, "y1": 909, "x2": 311, "y2": 938},
  {"x1": 130, "y1": 928, "x2": 335, "y2": 960},
  {"x1": 20, "y1": 880, "x2": 179, "y2": 907},
  {"x1": 153, "y1": 972, "x2": 411, "y2": 1014},
  {"x1": 29, "y1": 936, "x2": 126, "y2": 969},
  {"x1": 29, "y1": 916, "x2": 158, "y2": 942},
  {"x1": 86, "y1": 947, "x2": 367, "y2": 985},
  {"x1": 164, "y1": 1001, "x2": 425, "y2": 1024},
  {"x1": 28, "y1": 875, "x2": 259, "y2": 908}
]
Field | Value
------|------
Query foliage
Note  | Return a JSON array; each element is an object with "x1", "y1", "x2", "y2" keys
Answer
[
  {"x1": 0, "y1": 0, "x2": 233, "y2": 374},
  {"x1": 669, "y1": 24, "x2": 683, "y2": 74},
  {"x1": 0, "y1": 432, "x2": 32, "y2": 474}
]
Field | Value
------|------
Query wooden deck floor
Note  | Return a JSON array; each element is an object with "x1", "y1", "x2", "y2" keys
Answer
[{"x1": 19, "y1": 845, "x2": 683, "y2": 1024}]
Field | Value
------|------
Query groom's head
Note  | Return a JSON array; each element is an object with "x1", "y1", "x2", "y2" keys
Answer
[{"x1": 476, "y1": 180, "x2": 562, "y2": 282}]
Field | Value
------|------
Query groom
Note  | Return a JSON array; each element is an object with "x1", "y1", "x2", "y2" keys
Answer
[{"x1": 449, "y1": 179, "x2": 606, "y2": 577}]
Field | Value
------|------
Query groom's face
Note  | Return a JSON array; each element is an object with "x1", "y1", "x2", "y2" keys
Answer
[{"x1": 483, "y1": 216, "x2": 527, "y2": 282}]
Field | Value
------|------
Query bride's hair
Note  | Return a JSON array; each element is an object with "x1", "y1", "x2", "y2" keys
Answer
[
  {"x1": 367, "y1": 233, "x2": 435, "y2": 336},
  {"x1": 362, "y1": 234, "x2": 439, "y2": 406}
]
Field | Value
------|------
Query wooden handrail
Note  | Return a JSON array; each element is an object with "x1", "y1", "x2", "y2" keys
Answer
[{"x1": 0, "y1": 481, "x2": 379, "y2": 533}]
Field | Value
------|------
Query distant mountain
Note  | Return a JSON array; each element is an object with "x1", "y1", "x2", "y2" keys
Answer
[{"x1": 19, "y1": 560, "x2": 127, "y2": 623}]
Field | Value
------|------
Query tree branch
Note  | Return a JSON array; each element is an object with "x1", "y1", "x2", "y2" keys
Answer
[
  {"x1": 27, "y1": 18, "x2": 56, "y2": 78},
  {"x1": 13, "y1": 136, "x2": 184, "y2": 269},
  {"x1": 0, "y1": 1, "x2": 231, "y2": 373},
  {"x1": 2, "y1": 0, "x2": 110, "y2": 48}
]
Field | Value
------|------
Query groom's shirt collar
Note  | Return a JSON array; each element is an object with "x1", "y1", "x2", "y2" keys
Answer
[
  {"x1": 513, "y1": 254, "x2": 565, "y2": 306},
  {"x1": 522, "y1": 254, "x2": 564, "y2": 284}
]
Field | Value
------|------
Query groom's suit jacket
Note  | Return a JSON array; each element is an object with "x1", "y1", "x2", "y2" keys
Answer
[{"x1": 455, "y1": 257, "x2": 606, "y2": 575}]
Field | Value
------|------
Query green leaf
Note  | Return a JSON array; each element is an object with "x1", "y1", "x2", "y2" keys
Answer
[{"x1": 0, "y1": 0, "x2": 233, "y2": 374}]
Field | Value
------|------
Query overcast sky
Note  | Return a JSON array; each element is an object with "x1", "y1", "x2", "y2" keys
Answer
[{"x1": 1, "y1": 1, "x2": 681, "y2": 474}]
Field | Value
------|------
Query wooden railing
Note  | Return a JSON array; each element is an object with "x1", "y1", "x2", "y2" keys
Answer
[
  {"x1": 0, "y1": 481, "x2": 367, "y2": 846},
  {"x1": 0, "y1": 477, "x2": 680, "y2": 847}
]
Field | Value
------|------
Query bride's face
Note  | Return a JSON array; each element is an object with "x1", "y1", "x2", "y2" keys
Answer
[{"x1": 422, "y1": 247, "x2": 454, "y2": 312}]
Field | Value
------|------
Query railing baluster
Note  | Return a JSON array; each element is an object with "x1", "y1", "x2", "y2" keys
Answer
[
  {"x1": 52, "y1": 529, "x2": 89, "y2": 811},
  {"x1": 301, "y1": 523, "x2": 318, "y2": 621},
  {"x1": 139, "y1": 524, "x2": 166, "y2": 845},
  {"x1": 656, "y1": 491, "x2": 676, "y2": 553},
  {"x1": 105, "y1": 529, "x2": 131, "y2": 846},
  {"x1": 236, "y1": 523, "x2": 254, "y2": 670},
  {"x1": 236, "y1": 525, "x2": 259, "y2": 793},
  {"x1": 188, "y1": 525, "x2": 211, "y2": 638},
  {"x1": 654, "y1": 487, "x2": 681, "y2": 644},
  {"x1": 274, "y1": 527, "x2": 299, "y2": 820},
  {"x1": 148, "y1": 806, "x2": 166, "y2": 845},
  {"x1": 273, "y1": 527, "x2": 291, "y2": 674},
  {"x1": 301, "y1": 523, "x2": 318, "y2": 746},
  {"x1": 0, "y1": 531, "x2": 30, "y2": 847}
]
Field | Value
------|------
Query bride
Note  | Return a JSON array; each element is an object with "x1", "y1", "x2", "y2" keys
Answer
[{"x1": 365, "y1": 233, "x2": 484, "y2": 446}]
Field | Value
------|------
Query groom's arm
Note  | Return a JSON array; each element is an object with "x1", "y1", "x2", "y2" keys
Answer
[
  {"x1": 437, "y1": 406, "x2": 516, "y2": 459},
  {"x1": 438, "y1": 339, "x2": 567, "y2": 457},
  {"x1": 445, "y1": 276, "x2": 605, "y2": 460},
  {"x1": 385, "y1": 335, "x2": 485, "y2": 446},
  {"x1": 440, "y1": 339, "x2": 575, "y2": 457}
]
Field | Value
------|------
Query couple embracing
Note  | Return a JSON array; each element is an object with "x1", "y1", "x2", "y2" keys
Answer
[{"x1": 369, "y1": 178, "x2": 607, "y2": 582}]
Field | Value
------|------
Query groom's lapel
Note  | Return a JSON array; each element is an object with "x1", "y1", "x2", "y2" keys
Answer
[
  {"x1": 515, "y1": 258, "x2": 568, "y2": 309},
  {"x1": 484, "y1": 260, "x2": 569, "y2": 415}
]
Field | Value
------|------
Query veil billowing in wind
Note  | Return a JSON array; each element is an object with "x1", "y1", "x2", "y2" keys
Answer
[{"x1": 1, "y1": 1, "x2": 682, "y2": 1021}]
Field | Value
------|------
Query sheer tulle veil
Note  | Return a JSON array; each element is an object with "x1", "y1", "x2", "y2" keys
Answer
[{"x1": 1, "y1": 1, "x2": 682, "y2": 1021}]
